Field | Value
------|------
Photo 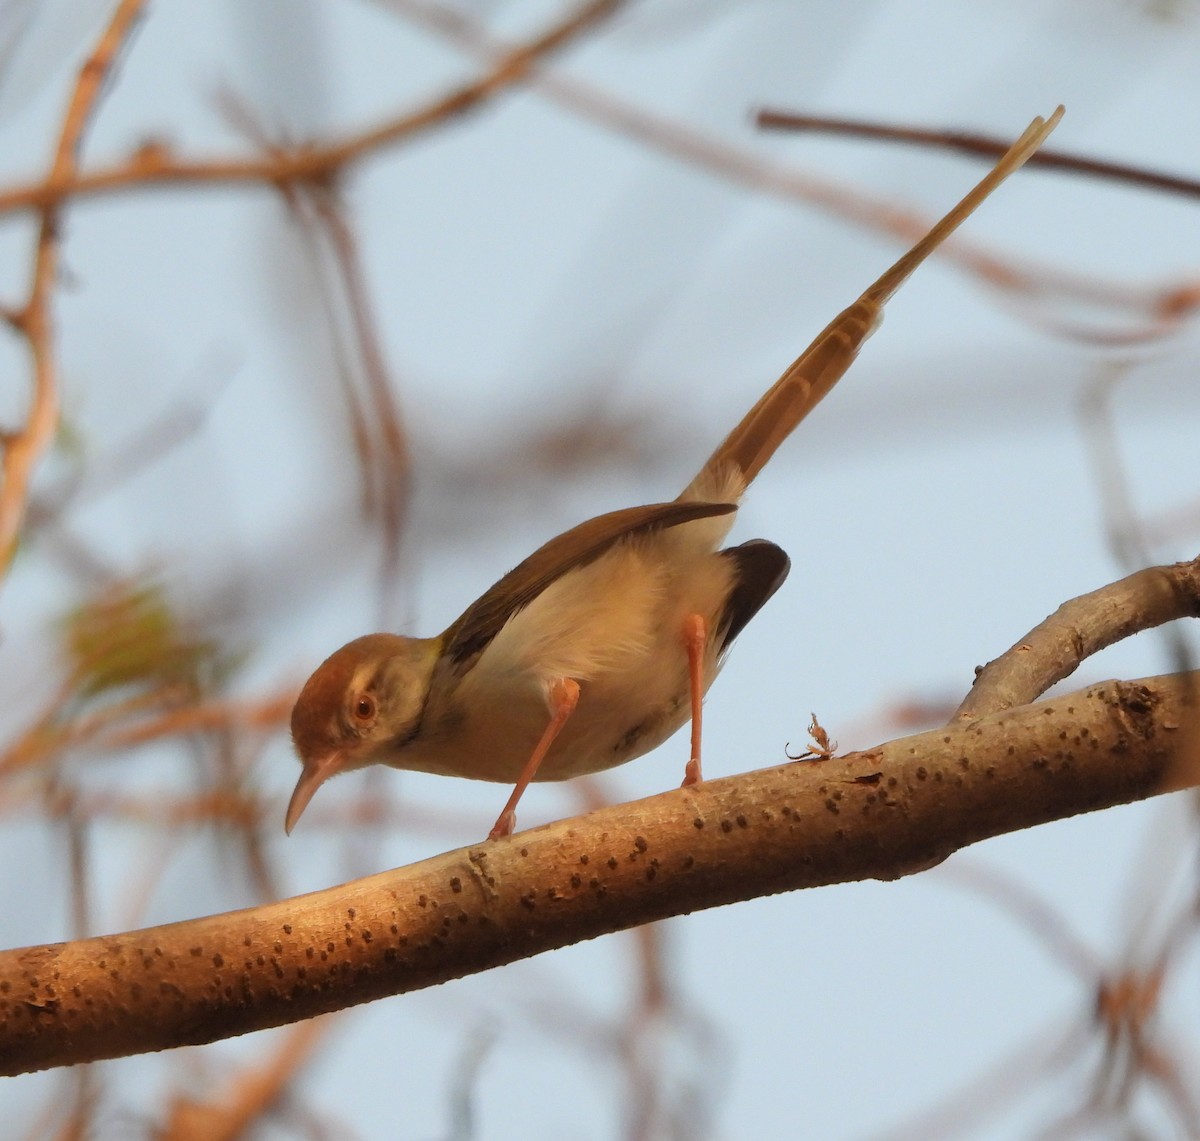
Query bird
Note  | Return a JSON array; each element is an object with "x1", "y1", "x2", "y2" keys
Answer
[{"x1": 286, "y1": 107, "x2": 1062, "y2": 841}]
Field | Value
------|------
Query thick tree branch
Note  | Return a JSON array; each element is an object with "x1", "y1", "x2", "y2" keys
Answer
[{"x1": 0, "y1": 671, "x2": 1193, "y2": 1075}]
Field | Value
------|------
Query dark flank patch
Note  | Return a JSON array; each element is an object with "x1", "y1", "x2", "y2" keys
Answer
[
  {"x1": 613, "y1": 692, "x2": 685, "y2": 754},
  {"x1": 614, "y1": 720, "x2": 650, "y2": 754}
]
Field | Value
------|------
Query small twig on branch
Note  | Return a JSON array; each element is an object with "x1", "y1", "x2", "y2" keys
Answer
[
  {"x1": 755, "y1": 109, "x2": 1200, "y2": 201},
  {"x1": 0, "y1": 671, "x2": 1192, "y2": 1075},
  {"x1": 953, "y1": 556, "x2": 1200, "y2": 722},
  {"x1": 0, "y1": 0, "x2": 146, "y2": 582}
]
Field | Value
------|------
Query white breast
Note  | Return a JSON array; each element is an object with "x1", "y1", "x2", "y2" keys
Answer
[{"x1": 404, "y1": 513, "x2": 739, "y2": 783}]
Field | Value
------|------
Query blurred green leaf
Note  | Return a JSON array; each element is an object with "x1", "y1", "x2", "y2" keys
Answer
[{"x1": 59, "y1": 578, "x2": 237, "y2": 699}]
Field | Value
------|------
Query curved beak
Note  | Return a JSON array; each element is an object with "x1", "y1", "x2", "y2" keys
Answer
[{"x1": 285, "y1": 752, "x2": 342, "y2": 835}]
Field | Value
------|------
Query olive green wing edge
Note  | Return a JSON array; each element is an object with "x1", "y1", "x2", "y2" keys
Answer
[{"x1": 443, "y1": 501, "x2": 736, "y2": 667}]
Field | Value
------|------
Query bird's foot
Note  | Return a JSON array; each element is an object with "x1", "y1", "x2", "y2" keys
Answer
[
  {"x1": 488, "y1": 809, "x2": 516, "y2": 840},
  {"x1": 681, "y1": 757, "x2": 703, "y2": 787}
]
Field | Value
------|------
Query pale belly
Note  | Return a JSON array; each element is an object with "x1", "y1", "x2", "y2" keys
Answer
[
  {"x1": 398, "y1": 554, "x2": 729, "y2": 787},
  {"x1": 396, "y1": 534, "x2": 736, "y2": 783},
  {"x1": 395, "y1": 641, "x2": 720, "y2": 784}
]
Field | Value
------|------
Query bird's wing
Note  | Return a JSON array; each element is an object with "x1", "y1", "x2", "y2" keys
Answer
[{"x1": 442, "y1": 501, "x2": 737, "y2": 667}]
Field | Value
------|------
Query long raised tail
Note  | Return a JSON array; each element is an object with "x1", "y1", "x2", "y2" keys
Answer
[{"x1": 680, "y1": 106, "x2": 1063, "y2": 502}]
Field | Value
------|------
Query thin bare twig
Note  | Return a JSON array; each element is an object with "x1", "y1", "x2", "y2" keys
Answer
[
  {"x1": 0, "y1": 688, "x2": 291, "y2": 777},
  {"x1": 291, "y1": 188, "x2": 413, "y2": 619},
  {"x1": 755, "y1": 109, "x2": 1200, "y2": 201},
  {"x1": 0, "y1": 0, "x2": 1180, "y2": 341},
  {"x1": 159, "y1": 1017, "x2": 334, "y2": 1140},
  {"x1": 381, "y1": 0, "x2": 1186, "y2": 335},
  {"x1": 755, "y1": 108, "x2": 1200, "y2": 343},
  {"x1": 0, "y1": 0, "x2": 147, "y2": 582},
  {"x1": 1077, "y1": 363, "x2": 1197, "y2": 691},
  {"x1": 0, "y1": 0, "x2": 626, "y2": 219},
  {"x1": 0, "y1": 0, "x2": 624, "y2": 589}
]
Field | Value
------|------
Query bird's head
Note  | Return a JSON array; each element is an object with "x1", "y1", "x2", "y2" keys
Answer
[{"x1": 285, "y1": 633, "x2": 442, "y2": 834}]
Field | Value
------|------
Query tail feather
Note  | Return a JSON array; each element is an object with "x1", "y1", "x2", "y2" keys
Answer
[{"x1": 681, "y1": 106, "x2": 1063, "y2": 501}]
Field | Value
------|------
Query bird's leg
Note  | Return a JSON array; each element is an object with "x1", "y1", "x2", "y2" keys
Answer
[
  {"x1": 488, "y1": 676, "x2": 581, "y2": 840},
  {"x1": 681, "y1": 613, "x2": 706, "y2": 787}
]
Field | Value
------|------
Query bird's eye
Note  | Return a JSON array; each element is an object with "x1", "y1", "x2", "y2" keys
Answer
[{"x1": 353, "y1": 694, "x2": 376, "y2": 722}]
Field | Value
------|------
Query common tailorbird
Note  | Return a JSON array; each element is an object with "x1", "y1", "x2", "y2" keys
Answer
[{"x1": 286, "y1": 108, "x2": 1062, "y2": 840}]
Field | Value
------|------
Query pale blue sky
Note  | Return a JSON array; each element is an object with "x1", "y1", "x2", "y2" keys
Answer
[{"x1": 1, "y1": 1, "x2": 1198, "y2": 1137}]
